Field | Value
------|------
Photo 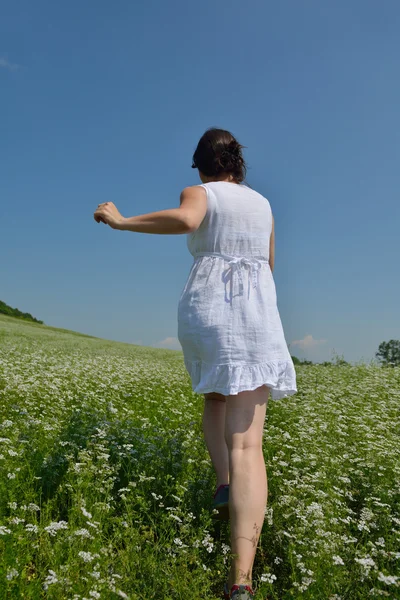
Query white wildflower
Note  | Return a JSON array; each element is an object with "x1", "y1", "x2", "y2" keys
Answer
[
  {"x1": 174, "y1": 538, "x2": 183, "y2": 546},
  {"x1": 90, "y1": 571, "x2": 101, "y2": 579},
  {"x1": 0, "y1": 526, "x2": 12, "y2": 535},
  {"x1": 43, "y1": 569, "x2": 58, "y2": 590},
  {"x1": 377, "y1": 572, "x2": 399, "y2": 585},
  {"x1": 78, "y1": 551, "x2": 97, "y2": 563},
  {"x1": 375, "y1": 537, "x2": 385, "y2": 547},
  {"x1": 10, "y1": 517, "x2": 25, "y2": 525},
  {"x1": 168, "y1": 514, "x2": 182, "y2": 523},
  {"x1": 6, "y1": 568, "x2": 19, "y2": 580},
  {"x1": 260, "y1": 573, "x2": 277, "y2": 583},
  {"x1": 44, "y1": 521, "x2": 68, "y2": 536},
  {"x1": 74, "y1": 528, "x2": 93, "y2": 539},
  {"x1": 81, "y1": 506, "x2": 92, "y2": 519}
]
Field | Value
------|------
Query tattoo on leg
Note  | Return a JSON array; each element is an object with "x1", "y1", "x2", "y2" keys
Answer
[
  {"x1": 232, "y1": 522, "x2": 262, "y2": 549},
  {"x1": 251, "y1": 522, "x2": 261, "y2": 548},
  {"x1": 230, "y1": 567, "x2": 252, "y2": 583}
]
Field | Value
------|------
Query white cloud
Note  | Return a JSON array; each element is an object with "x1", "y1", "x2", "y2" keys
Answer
[
  {"x1": 291, "y1": 334, "x2": 327, "y2": 350},
  {"x1": 153, "y1": 337, "x2": 182, "y2": 350},
  {"x1": 0, "y1": 57, "x2": 19, "y2": 71}
]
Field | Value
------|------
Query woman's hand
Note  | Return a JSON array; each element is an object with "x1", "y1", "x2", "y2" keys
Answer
[{"x1": 94, "y1": 202, "x2": 125, "y2": 230}]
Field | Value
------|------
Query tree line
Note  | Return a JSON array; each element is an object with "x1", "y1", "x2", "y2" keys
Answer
[
  {"x1": 291, "y1": 339, "x2": 400, "y2": 367},
  {"x1": 0, "y1": 300, "x2": 44, "y2": 324}
]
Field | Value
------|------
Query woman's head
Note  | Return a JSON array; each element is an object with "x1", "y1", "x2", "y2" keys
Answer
[{"x1": 192, "y1": 128, "x2": 247, "y2": 184}]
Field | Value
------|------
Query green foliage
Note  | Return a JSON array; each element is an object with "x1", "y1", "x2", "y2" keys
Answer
[
  {"x1": 293, "y1": 352, "x2": 350, "y2": 367},
  {"x1": 0, "y1": 300, "x2": 44, "y2": 324},
  {"x1": 1, "y1": 316, "x2": 399, "y2": 598},
  {"x1": 375, "y1": 339, "x2": 400, "y2": 367},
  {"x1": 291, "y1": 356, "x2": 314, "y2": 365}
]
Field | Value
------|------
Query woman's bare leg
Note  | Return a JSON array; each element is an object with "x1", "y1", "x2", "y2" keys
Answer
[
  {"x1": 202, "y1": 392, "x2": 229, "y2": 487},
  {"x1": 225, "y1": 385, "x2": 269, "y2": 589}
]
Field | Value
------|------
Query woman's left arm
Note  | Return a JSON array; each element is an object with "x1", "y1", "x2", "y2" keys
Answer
[{"x1": 94, "y1": 186, "x2": 207, "y2": 235}]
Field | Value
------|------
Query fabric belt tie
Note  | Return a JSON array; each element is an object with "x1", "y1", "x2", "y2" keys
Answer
[{"x1": 193, "y1": 251, "x2": 269, "y2": 298}]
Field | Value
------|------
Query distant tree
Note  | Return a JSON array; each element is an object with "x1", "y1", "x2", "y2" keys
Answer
[
  {"x1": 332, "y1": 356, "x2": 349, "y2": 366},
  {"x1": 291, "y1": 356, "x2": 314, "y2": 365},
  {"x1": 375, "y1": 340, "x2": 400, "y2": 367},
  {"x1": 0, "y1": 300, "x2": 44, "y2": 324}
]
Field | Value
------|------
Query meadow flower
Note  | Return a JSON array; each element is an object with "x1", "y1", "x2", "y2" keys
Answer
[
  {"x1": 168, "y1": 514, "x2": 182, "y2": 523},
  {"x1": 43, "y1": 569, "x2": 58, "y2": 590},
  {"x1": 44, "y1": 521, "x2": 68, "y2": 536},
  {"x1": 377, "y1": 572, "x2": 399, "y2": 585},
  {"x1": 6, "y1": 568, "x2": 19, "y2": 580},
  {"x1": 90, "y1": 571, "x2": 101, "y2": 579},
  {"x1": 260, "y1": 573, "x2": 277, "y2": 583},
  {"x1": 174, "y1": 537, "x2": 188, "y2": 548},
  {"x1": 74, "y1": 528, "x2": 93, "y2": 539},
  {"x1": 202, "y1": 533, "x2": 214, "y2": 553},
  {"x1": 81, "y1": 506, "x2": 93, "y2": 519},
  {"x1": 78, "y1": 551, "x2": 98, "y2": 563},
  {"x1": 9, "y1": 517, "x2": 25, "y2": 524},
  {"x1": 0, "y1": 526, "x2": 12, "y2": 535}
]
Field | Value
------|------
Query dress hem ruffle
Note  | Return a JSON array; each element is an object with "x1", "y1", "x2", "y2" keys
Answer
[{"x1": 184, "y1": 358, "x2": 297, "y2": 400}]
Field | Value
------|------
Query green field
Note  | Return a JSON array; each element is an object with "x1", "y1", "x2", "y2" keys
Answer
[{"x1": 0, "y1": 314, "x2": 399, "y2": 599}]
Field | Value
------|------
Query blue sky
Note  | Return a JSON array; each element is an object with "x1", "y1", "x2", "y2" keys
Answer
[{"x1": 1, "y1": 0, "x2": 399, "y2": 364}]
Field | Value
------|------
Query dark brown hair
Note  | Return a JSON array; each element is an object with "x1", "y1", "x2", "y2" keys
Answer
[{"x1": 191, "y1": 127, "x2": 247, "y2": 183}]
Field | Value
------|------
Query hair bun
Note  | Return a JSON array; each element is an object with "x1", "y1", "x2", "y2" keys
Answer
[
  {"x1": 191, "y1": 128, "x2": 247, "y2": 183},
  {"x1": 219, "y1": 140, "x2": 243, "y2": 170},
  {"x1": 227, "y1": 140, "x2": 241, "y2": 156}
]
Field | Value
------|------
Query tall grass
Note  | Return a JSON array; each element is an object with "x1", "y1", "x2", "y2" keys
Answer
[{"x1": 0, "y1": 315, "x2": 399, "y2": 599}]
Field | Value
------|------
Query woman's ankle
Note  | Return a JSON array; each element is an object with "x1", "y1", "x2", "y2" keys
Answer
[{"x1": 228, "y1": 566, "x2": 252, "y2": 589}]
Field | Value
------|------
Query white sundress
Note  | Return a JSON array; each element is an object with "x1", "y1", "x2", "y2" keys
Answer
[{"x1": 177, "y1": 181, "x2": 297, "y2": 400}]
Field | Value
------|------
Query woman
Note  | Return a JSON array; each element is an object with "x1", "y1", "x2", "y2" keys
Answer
[{"x1": 94, "y1": 127, "x2": 297, "y2": 600}]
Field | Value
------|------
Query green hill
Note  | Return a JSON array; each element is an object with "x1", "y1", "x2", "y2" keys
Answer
[{"x1": 0, "y1": 299, "x2": 44, "y2": 324}]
